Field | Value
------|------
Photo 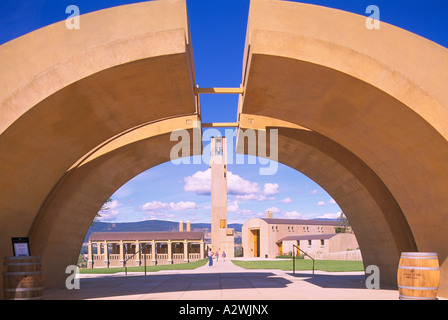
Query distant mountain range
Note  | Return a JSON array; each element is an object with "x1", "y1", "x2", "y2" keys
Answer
[{"x1": 83, "y1": 219, "x2": 243, "y2": 243}]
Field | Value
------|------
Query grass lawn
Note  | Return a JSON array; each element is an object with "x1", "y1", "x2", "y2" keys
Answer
[
  {"x1": 231, "y1": 259, "x2": 364, "y2": 272},
  {"x1": 79, "y1": 259, "x2": 208, "y2": 274}
]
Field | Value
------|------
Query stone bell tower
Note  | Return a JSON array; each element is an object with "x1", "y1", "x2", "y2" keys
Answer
[{"x1": 210, "y1": 136, "x2": 234, "y2": 258}]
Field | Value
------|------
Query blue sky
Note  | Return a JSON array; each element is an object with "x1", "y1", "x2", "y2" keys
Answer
[{"x1": 2, "y1": 1, "x2": 447, "y2": 223}]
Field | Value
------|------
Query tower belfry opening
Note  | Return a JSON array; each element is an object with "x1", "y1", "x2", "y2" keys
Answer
[{"x1": 210, "y1": 137, "x2": 235, "y2": 258}]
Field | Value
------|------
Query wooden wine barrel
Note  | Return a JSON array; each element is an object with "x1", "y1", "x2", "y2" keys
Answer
[
  {"x1": 397, "y1": 252, "x2": 440, "y2": 300},
  {"x1": 2, "y1": 256, "x2": 44, "y2": 300}
]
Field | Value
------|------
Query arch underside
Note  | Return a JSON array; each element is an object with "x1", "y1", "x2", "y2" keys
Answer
[
  {"x1": 239, "y1": 0, "x2": 448, "y2": 296},
  {"x1": 0, "y1": 0, "x2": 447, "y2": 299},
  {"x1": 0, "y1": 0, "x2": 200, "y2": 295}
]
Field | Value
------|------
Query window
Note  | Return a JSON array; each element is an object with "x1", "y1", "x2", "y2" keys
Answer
[
  {"x1": 220, "y1": 219, "x2": 227, "y2": 229},
  {"x1": 308, "y1": 240, "x2": 312, "y2": 246},
  {"x1": 215, "y1": 138, "x2": 223, "y2": 156},
  {"x1": 321, "y1": 239, "x2": 325, "y2": 246}
]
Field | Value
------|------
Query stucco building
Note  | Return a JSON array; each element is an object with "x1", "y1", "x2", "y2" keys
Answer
[
  {"x1": 87, "y1": 221, "x2": 205, "y2": 268},
  {"x1": 242, "y1": 212, "x2": 359, "y2": 259}
]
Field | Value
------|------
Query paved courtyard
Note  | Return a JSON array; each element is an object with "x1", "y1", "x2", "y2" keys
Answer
[{"x1": 43, "y1": 259, "x2": 399, "y2": 300}]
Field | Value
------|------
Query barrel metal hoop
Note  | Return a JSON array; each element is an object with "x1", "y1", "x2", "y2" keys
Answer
[
  {"x1": 401, "y1": 252, "x2": 438, "y2": 256},
  {"x1": 399, "y1": 295, "x2": 438, "y2": 300},
  {"x1": 4, "y1": 287, "x2": 44, "y2": 292},
  {"x1": 401, "y1": 256, "x2": 438, "y2": 259},
  {"x1": 398, "y1": 285, "x2": 439, "y2": 290},
  {"x1": 4, "y1": 262, "x2": 41, "y2": 266},
  {"x1": 2, "y1": 271, "x2": 42, "y2": 276},
  {"x1": 398, "y1": 266, "x2": 440, "y2": 270},
  {"x1": 5, "y1": 296, "x2": 43, "y2": 300}
]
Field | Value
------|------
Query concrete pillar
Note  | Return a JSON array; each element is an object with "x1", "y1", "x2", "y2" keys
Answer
[
  {"x1": 186, "y1": 220, "x2": 191, "y2": 232},
  {"x1": 87, "y1": 241, "x2": 93, "y2": 268},
  {"x1": 179, "y1": 220, "x2": 184, "y2": 232},
  {"x1": 119, "y1": 240, "x2": 125, "y2": 266},
  {"x1": 135, "y1": 240, "x2": 141, "y2": 266},
  {"x1": 200, "y1": 241, "x2": 205, "y2": 259},
  {"x1": 103, "y1": 241, "x2": 109, "y2": 267},
  {"x1": 167, "y1": 240, "x2": 173, "y2": 264},
  {"x1": 151, "y1": 241, "x2": 156, "y2": 264},
  {"x1": 183, "y1": 240, "x2": 189, "y2": 262}
]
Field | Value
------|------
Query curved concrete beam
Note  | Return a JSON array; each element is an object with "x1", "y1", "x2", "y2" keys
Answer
[
  {"x1": 237, "y1": 124, "x2": 416, "y2": 285},
  {"x1": 29, "y1": 116, "x2": 201, "y2": 288},
  {"x1": 240, "y1": 0, "x2": 448, "y2": 296},
  {"x1": 0, "y1": 0, "x2": 199, "y2": 296}
]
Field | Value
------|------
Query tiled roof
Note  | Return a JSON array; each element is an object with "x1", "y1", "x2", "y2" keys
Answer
[
  {"x1": 260, "y1": 218, "x2": 339, "y2": 226},
  {"x1": 89, "y1": 231, "x2": 204, "y2": 242},
  {"x1": 276, "y1": 233, "x2": 339, "y2": 244}
]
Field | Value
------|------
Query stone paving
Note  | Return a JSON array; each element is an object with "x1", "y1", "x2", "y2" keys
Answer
[{"x1": 43, "y1": 258, "x2": 399, "y2": 300}]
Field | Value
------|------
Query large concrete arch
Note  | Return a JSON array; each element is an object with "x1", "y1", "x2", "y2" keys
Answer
[
  {"x1": 30, "y1": 118, "x2": 201, "y2": 288},
  {"x1": 1, "y1": 0, "x2": 447, "y2": 299},
  {"x1": 237, "y1": 116, "x2": 416, "y2": 286},
  {"x1": 238, "y1": 0, "x2": 448, "y2": 296},
  {"x1": 0, "y1": 0, "x2": 199, "y2": 296}
]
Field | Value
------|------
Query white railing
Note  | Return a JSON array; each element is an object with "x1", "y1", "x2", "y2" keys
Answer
[
  {"x1": 173, "y1": 253, "x2": 184, "y2": 260},
  {"x1": 189, "y1": 253, "x2": 200, "y2": 261},
  {"x1": 156, "y1": 253, "x2": 168, "y2": 260},
  {"x1": 109, "y1": 254, "x2": 120, "y2": 261}
]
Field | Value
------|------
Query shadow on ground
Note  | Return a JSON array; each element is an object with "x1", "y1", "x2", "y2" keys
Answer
[
  {"x1": 287, "y1": 272, "x2": 397, "y2": 290},
  {"x1": 44, "y1": 272, "x2": 292, "y2": 300}
]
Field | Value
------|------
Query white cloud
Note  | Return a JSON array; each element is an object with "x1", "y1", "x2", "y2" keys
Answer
[
  {"x1": 140, "y1": 200, "x2": 198, "y2": 212},
  {"x1": 184, "y1": 168, "x2": 260, "y2": 196},
  {"x1": 234, "y1": 194, "x2": 273, "y2": 201},
  {"x1": 227, "y1": 201, "x2": 239, "y2": 213},
  {"x1": 280, "y1": 197, "x2": 292, "y2": 203},
  {"x1": 228, "y1": 172, "x2": 260, "y2": 195},
  {"x1": 283, "y1": 211, "x2": 305, "y2": 218},
  {"x1": 98, "y1": 209, "x2": 121, "y2": 221},
  {"x1": 317, "y1": 201, "x2": 326, "y2": 206},
  {"x1": 97, "y1": 200, "x2": 121, "y2": 221},
  {"x1": 264, "y1": 183, "x2": 279, "y2": 196},
  {"x1": 311, "y1": 189, "x2": 318, "y2": 195},
  {"x1": 316, "y1": 212, "x2": 340, "y2": 220},
  {"x1": 329, "y1": 198, "x2": 337, "y2": 205},
  {"x1": 183, "y1": 169, "x2": 211, "y2": 195},
  {"x1": 266, "y1": 206, "x2": 280, "y2": 213}
]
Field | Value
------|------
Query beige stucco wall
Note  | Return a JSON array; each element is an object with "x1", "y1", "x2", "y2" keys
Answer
[
  {"x1": 242, "y1": 217, "x2": 347, "y2": 259},
  {"x1": 239, "y1": 0, "x2": 448, "y2": 297},
  {"x1": 0, "y1": 0, "x2": 199, "y2": 296}
]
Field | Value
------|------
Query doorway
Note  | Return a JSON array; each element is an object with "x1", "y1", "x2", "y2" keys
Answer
[{"x1": 250, "y1": 229, "x2": 260, "y2": 258}]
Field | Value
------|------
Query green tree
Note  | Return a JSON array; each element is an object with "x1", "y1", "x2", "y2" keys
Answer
[
  {"x1": 92, "y1": 197, "x2": 112, "y2": 226},
  {"x1": 335, "y1": 212, "x2": 351, "y2": 233}
]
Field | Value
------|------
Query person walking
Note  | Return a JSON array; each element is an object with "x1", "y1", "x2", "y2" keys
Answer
[
  {"x1": 208, "y1": 249, "x2": 213, "y2": 267},
  {"x1": 215, "y1": 251, "x2": 219, "y2": 262},
  {"x1": 222, "y1": 251, "x2": 226, "y2": 262}
]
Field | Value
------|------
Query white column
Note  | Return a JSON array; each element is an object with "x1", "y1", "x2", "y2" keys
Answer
[
  {"x1": 167, "y1": 240, "x2": 173, "y2": 264},
  {"x1": 87, "y1": 241, "x2": 93, "y2": 268},
  {"x1": 183, "y1": 240, "x2": 189, "y2": 262}
]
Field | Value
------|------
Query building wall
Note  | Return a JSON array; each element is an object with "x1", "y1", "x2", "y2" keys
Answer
[{"x1": 242, "y1": 217, "x2": 358, "y2": 259}]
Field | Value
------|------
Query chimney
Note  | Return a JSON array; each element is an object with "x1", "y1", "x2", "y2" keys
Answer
[
  {"x1": 179, "y1": 220, "x2": 184, "y2": 232},
  {"x1": 186, "y1": 220, "x2": 191, "y2": 232},
  {"x1": 267, "y1": 210, "x2": 273, "y2": 219}
]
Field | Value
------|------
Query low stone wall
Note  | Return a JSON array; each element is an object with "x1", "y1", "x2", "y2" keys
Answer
[{"x1": 308, "y1": 249, "x2": 362, "y2": 261}]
